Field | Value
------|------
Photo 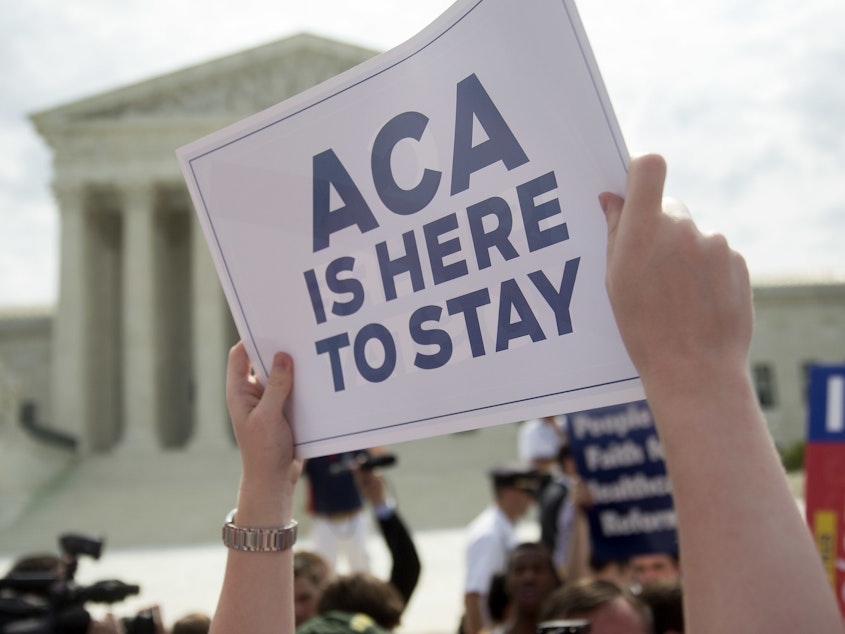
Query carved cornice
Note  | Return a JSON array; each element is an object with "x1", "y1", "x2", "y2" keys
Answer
[
  {"x1": 78, "y1": 52, "x2": 363, "y2": 121},
  {"x1": 31, "y1": 33, "x2": 377, "y2": 133},
  {"x1": 31, "y1": 32, "x2": 380, "y2": 219}
]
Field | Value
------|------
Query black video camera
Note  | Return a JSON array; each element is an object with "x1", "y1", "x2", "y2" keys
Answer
[
  {"x1": 0, "y1": 533, "x2": 140, "y2": 634},
  {"x1": 121, "y1": 608, "x2": 158, "y2": 634}
]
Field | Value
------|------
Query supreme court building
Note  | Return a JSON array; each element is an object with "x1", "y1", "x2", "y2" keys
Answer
[
  {"x1": 1, "y1": 32, "x2": 844, "y2": 468},
  {"x1": 23, "y1": 33, "x2": 377, "y2": 454}
]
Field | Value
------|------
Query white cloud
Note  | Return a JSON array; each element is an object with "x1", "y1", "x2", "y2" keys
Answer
[
  {"x1": 1, "y1": 0, "x2": 843, "y2": 306},
  {"x1": 578, "y1": 0, "x2": 845, "y2": 277}
]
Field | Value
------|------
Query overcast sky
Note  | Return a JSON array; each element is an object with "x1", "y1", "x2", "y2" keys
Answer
[{"x1": 1, "y1": 0, "x2": 843, "y2": 308}]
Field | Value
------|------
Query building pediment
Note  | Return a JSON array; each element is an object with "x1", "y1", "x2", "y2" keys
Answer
[{"x1": 32, "y1": 33, "x2": 378, "y2": 131}]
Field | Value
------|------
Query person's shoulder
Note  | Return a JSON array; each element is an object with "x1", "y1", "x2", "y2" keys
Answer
[
  {"x1": 297, "y1": 610, "x2": 390, "y2": 634},
  {"x1": 466, "y1": 506, "x2": 501, "y2": 539},
  {"x1": 466, "y1": 505, "x2": 495, "y2": 529},
  {"x1": 468, "y1": 506, "x2": 516, "y2": 549}
]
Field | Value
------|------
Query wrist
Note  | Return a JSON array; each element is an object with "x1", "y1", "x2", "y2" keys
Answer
[
  {"x1": 642, "y1": 357, "x2": 751, "y2": 411},
  {"x1": 642, "y1": 363, "x2": 764, "y2": 455},
  {"x1": 222, "y1": 508, "x2": 298, "y2": 551},
  {"x1": 236, "y1": 479, "x2": 297, "y2": 525},
  {"x1": 373, "y1": 498, "x2": 396, "y2": 520}
]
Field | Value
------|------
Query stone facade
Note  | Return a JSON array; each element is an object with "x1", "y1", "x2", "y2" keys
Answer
[
  {"x1": 1, "y1": 32, "x2": 843, "y2": 469},
  {"x1": 25, "y1": 33, "x2": 377, "y2": 454},
  {"x1": 0, "y1": 313, "x2": 74, "y2": 528},
  {"x1": 0, "y1": 307, "x2": 52, "y2": 427},
  {"x1": 749, "y1": 280, "x2": 845, "y2": 446}
]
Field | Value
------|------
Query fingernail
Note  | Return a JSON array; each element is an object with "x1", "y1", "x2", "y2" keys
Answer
[
  {"x1": 274, "y1": 352, "x2": 290, "y2": 370},
  {"x1": 598, "y1": 194, "x2": 609, "y2": 215}
]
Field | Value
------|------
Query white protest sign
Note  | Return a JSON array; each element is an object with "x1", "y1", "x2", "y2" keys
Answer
[{"x1": 177, "y1": 0, "x2": 644, "y2": 458}]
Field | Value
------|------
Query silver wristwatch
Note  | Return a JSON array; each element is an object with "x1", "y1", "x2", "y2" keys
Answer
[{"x1": 222, "y1": 508, "x2": 298, "y2": 552}]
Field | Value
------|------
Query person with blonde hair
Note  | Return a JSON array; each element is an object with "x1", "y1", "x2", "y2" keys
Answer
[{"x1": 171, "y1": 612, "x2": 211, "y2": 634}]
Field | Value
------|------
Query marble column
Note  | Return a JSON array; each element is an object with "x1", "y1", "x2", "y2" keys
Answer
[
  {"x1": 189, "y1": 215, "x2": 233, "y2": 448},
  {"x1": 50, "y1": 184, "x2": 92, "y2": 452},
  {"x1": 120, "y1": 182, "x2": 160, "y2": 450}
]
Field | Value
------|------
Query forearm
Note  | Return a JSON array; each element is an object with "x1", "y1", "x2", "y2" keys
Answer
[
  {"x1": 564, "y1": 508, "x2": 590, "y2": 583},
  {"x1": 378, "y1": 513, "x2": 422, "y2": 604},
  {"x1": 645, "y1": 365, "x2": 841, "y2": 632},
  {"x1": 463, "y1": 593, "x2": 484, "y2": 634},
  {"x1": 210, "y1": 479, "x2": 297, "y2": 634},
  {"x1": 601, "y1": 156, "x2": 842, "y2": 633}
]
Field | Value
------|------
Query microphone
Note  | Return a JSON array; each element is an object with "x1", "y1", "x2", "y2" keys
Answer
[{"x1": 329, "y1": 453, "x2": 397, "y2": 474}]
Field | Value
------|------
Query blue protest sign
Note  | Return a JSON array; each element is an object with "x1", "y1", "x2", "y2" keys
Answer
[
  {"x1": 567, "y1": 400, "x2": 678, "y2": 562},
  {"x1": 807, "y1": 365, "x2": 845, "y2": 443}
]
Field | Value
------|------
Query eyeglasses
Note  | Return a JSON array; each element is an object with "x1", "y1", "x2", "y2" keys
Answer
[{"x1": 536, "y1": 619, "x2": 591, "y2": 634}]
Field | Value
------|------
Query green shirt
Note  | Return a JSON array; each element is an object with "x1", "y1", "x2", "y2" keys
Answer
[{"x1": 297, "y1": 610, "x2": 392, "y2": 634}]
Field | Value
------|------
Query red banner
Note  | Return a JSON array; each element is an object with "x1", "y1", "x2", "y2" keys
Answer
[
  {"x1": 805, "y1": 443, "x2": 845, "y2": 617},
  {"x1": 804, "y1": 365, "x2": 845, "y2": 619}
]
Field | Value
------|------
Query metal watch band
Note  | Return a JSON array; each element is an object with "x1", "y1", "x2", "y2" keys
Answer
[{"x1": 222, "y1": 508, "x2": 298, "y2": 552}]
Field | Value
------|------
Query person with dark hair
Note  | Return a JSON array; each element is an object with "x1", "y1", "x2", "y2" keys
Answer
[
  {"x1": 206, "y1": 154, "x2": 843, "y2": 634},
  {"x1": 492, "y1": 543, "x2": 560, "y2": 634},
  {"x1": 540, "y1": 578, "x2": 650, "y2": 634},
  {"x1": 629, "y1": 552, "x2": 680, "y2": 589},
  {"x1": 6, "y1": 554, "x2": 63, "y2": 576},
  {"x1": 297, "y1": 572, "x2": 404, "y2": 633},
  {"x1": 587, "y1": 556, "x2": 631, "y2": 587},
  {"x1": 462, "y1": 466, "x2": 547, "y2": 634},
  {"x1": 638, "y1": 579, "x2": 684, "y2": 634}
]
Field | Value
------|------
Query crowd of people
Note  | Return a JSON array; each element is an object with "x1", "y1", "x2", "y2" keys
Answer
[
  {"x1": 460, "y1": 443, "x2": 683, "y2": 634},
  {"x1": 2, "y1": 154, "x2": 842, "y2": 633},
  {"x1": 208, "y1": 154, "x2": 842, "y2": 634}
]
